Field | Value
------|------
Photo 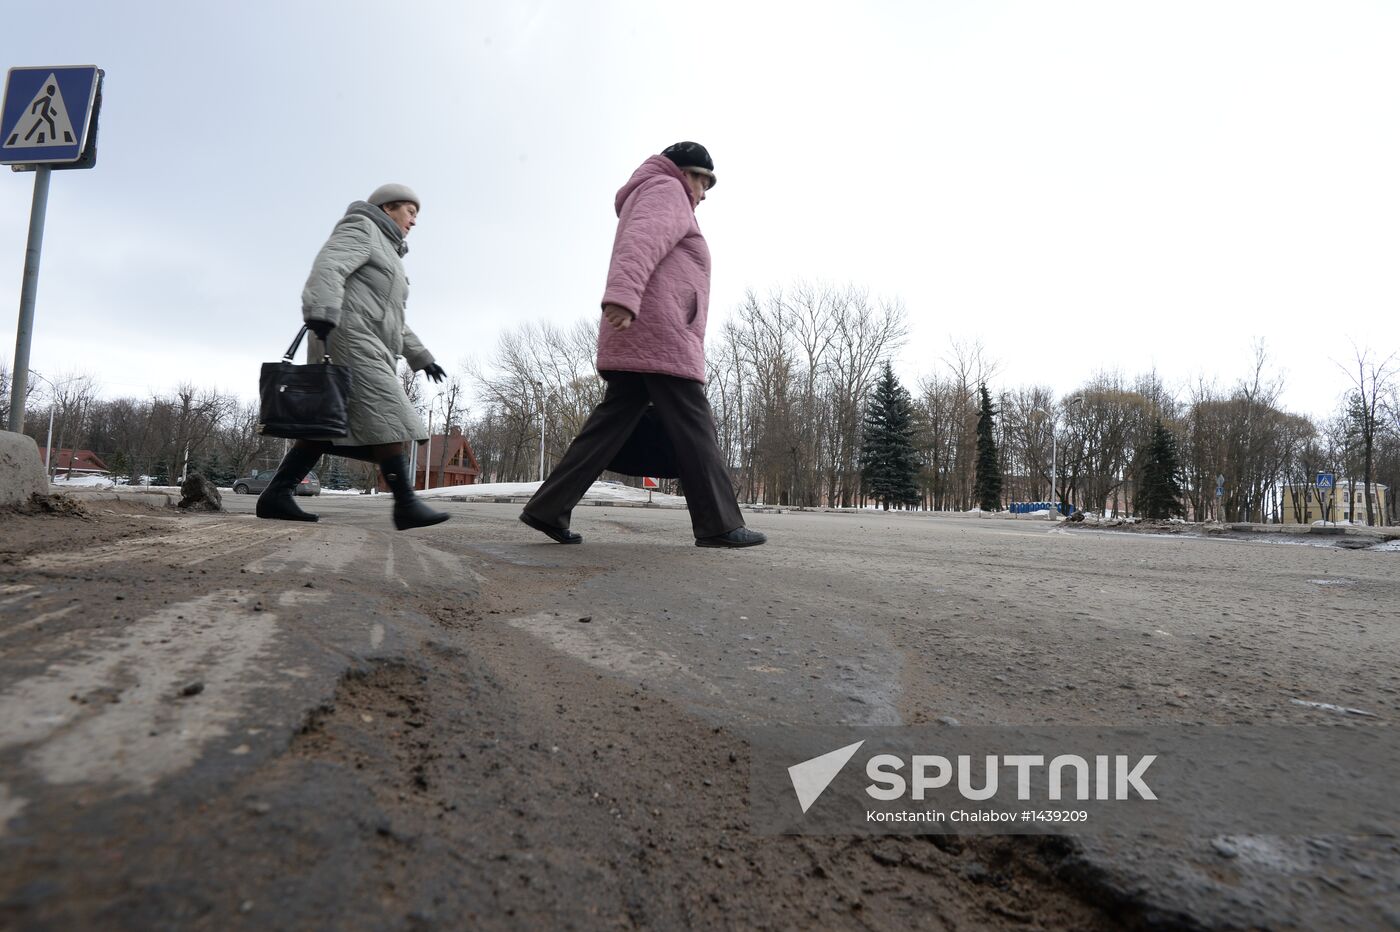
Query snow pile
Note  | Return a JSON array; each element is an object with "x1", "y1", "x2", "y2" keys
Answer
[
  {"x1": 418, "y1": 479, "x2": 688, "y2": 507},
  {"x1": 49, "y1": 475, "x2": 118, "y2": 489}
]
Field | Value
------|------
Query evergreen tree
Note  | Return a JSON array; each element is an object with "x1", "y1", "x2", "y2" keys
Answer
[
  {"x1": 323, "y1": 453, "x2": 353, "y2": 491},
  {"x1": 974, "y1": 383, "x2": 1002, "y2": 511},
  {"x1": 1137, "y1": 421, "x2": 1185, "y2": 519},
  {"x1": 860, "y1": 362, "x2": 921, "y2": 510}
]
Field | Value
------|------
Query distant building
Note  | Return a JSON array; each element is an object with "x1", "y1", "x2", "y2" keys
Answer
[
  {"x1": 375, "y1": 428, "x2": 480, "y2": 492},
  {"x1": 39, "y1": 446, "x2": 111, "y2": 477},
  {"x1": 1280, "y1": 480, "x2": 1390, "y2": 526}
]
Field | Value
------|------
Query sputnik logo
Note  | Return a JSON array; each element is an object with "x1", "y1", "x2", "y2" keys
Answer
[{"x1": 788, "y1": 740, "x2": 865, "y2": 813}]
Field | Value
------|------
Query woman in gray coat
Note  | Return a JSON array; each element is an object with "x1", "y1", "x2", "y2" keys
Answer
[{"x1": 256, "y1": 183, "x2": 449, "y2": 530}]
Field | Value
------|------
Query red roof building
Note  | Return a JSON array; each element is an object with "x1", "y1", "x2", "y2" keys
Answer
[
  {"x1": 375, "y1": 428, "x2": 480, "y2": 491},
  {"x1": 41, "y1": 447, "x2": 110, "y2": 476}
]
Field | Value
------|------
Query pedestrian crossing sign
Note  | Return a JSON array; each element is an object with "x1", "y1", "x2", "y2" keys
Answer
[{"x1": 1, "y1": 66, "x2": 101, "y2": 166}]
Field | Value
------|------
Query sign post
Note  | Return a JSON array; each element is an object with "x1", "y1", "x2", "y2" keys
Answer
[
  {"x1": 2, "y1": 65, "x2": 103, "y2": 433},
  {"x1": 642, "y1": 476, "x2": 659, "y2": 505},
  {"x1": 1316, "y1": 472, "x2": 1335, "y2": 525},
  {"x1": 1215, "y1": 473, "x2": 1225, "y2": 523}
]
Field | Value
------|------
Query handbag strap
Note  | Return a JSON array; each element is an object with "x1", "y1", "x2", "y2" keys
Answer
[{"x1": 283, "y1": 325, "x2": 333, "y2": 364}]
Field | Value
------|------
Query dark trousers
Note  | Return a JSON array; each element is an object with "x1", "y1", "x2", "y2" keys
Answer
[{"x1": 524, "y1": 371, "x2": 744, "y2": 539}]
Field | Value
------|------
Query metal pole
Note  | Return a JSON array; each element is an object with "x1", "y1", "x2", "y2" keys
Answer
[
  {"x1": 45, "y1": 404, "x2": 54, "y2": 478},
  {"x1": 8, "y1": 167, "x2": 53, "y2": 434},
  {"x1": 538, "y1": 393, "x2": 546, "y2": 482},
  {"x1": 425, "y1": 408, "x2": 433, "y2": 490},
  {"x1": 1051, "y1": 431, "x2": 1056, "y2": 512}
]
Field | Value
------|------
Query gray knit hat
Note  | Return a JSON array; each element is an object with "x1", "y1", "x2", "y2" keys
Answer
[{"x1": 368, "y1": 183, "x2": 420, "y2": 209}]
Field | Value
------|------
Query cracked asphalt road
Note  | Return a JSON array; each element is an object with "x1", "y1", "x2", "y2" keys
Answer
[{"x1": 1, "y1": 496, "x2": 1396, "y2": 929}]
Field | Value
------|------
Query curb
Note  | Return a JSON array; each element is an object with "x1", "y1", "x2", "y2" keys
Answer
[{"x1": 56, "y1": 488, "x2": 181, "y2": 509}]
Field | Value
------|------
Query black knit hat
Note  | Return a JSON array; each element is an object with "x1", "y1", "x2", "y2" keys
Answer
[{"x1": 662, "y1": 141, "x2": 716, "y2": 188}]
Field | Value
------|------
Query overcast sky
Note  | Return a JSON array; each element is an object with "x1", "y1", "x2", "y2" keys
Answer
[{"x1": 1, "y1": 1, "x2": 1396, "y2": 420}]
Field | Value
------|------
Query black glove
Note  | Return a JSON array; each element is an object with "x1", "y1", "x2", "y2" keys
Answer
[
  {"x1": 306, "y1": 320, "x2": 335, "y2": 340},
  {"x1": 423, "y1": 363, "x2": 446, "y2": 383}
]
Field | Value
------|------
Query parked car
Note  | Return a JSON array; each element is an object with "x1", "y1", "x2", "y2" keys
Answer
[{"x1": 230, "y1": 469, "x2": 320, "y2": 496}]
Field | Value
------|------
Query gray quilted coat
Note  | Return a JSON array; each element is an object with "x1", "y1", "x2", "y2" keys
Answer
[{"x1": 301, "y1": 201, "x2": 434, "y2": 446}]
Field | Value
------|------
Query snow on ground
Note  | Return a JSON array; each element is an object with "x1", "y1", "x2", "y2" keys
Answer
[
  {"x1": 49, "y1": 475, "x2": 120, "y2": 489},
  {"x1": 418, "y1": 479, "x2": 688, "y2": 507},
  {"x1": 46, "y1": 475, "x2": 680, "y2": 506}
]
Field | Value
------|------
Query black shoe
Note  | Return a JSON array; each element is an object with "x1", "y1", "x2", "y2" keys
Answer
[
  {"x1": 379, "y1": 453, "x2": 450, "y2": 531},
  {"x1": 519, "y1": 511, "x2": 582, "y2": 544},
  {"x1": 256, "y1": 446, "x2": 322, "y2": 522},
  {"x1": 696, "y1": 527, "x2": 767, "y2": 548}
]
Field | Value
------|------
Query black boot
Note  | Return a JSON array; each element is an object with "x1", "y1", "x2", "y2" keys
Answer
[
  {"x1": 380, "y1": 453, "x2": 449, "y2": 531},
  {"x1": 256, "y1": 446, "x2": 322, "y2": 522}
]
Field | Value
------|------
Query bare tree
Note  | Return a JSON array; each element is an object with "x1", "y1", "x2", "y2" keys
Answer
[
  {"x1": 215, "y1": 402, "x2": 271, "y2": 478},
  {"x1": 705, "y1": 283, "x2": 907, "y2": 507},
  {"x1": 1336, "y1": 345, "x2": 1398, "y2": 526},
  {"x1": 150, "y1": 384, "x2": 234, "y2": 482},
  {"x1": 431, "y1": 375, "x2": 467, "y2": 487},
  {"x1": 467, "y1": 319, "x2": 605, "y2": 483},
  {"x1": 45, "y1": 373, "x2": 101, "y2": 478}
]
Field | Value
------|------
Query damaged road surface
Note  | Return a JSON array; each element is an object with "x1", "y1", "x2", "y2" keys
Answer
[{"x1": 1, "y1": 498, "x2": 1397, "y2": 930}]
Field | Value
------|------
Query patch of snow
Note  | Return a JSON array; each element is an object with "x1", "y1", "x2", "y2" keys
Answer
[
  {"x1": 418, "y1": 479, "x2": 688, "y2": 507},
  {"x1": 1290, "y1": 699, "x2": 1376, "y2": 717},
  {"x1": 49, "y1": 475, "x2": 117, "y2": 489}
]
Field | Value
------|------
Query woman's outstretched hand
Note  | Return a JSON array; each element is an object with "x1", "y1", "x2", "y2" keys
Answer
[{"x1": 422, "y1": 363, "x2": 447, "y2": 383}]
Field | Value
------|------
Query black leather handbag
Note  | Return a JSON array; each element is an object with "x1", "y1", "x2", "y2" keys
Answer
[{"x1": 257, "y1": 326, "x2": 353, "y2": 439}]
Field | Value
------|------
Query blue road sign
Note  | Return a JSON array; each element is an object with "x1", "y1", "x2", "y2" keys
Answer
[
  {"x1": 1, "y1": 66, "x2": 101, "y2": 165},
  {"x1": 1316, "y1": 473, "x2": 1335, "y2": 490}
]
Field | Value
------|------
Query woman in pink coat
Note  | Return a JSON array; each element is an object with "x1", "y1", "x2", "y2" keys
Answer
[{"x1": 520, "y1": 142, "x2": 765, "y2": 548}]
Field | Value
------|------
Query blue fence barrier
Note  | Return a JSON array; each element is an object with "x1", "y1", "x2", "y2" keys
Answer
[{"x1": 1009, "y1": 501, "x2": 1072, "y2": 515}]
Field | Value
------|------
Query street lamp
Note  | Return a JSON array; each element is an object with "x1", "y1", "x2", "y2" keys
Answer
[
  {"x1": 530, "y1": 380, "x2": 547, "y2": 482},
  {"x1": 28, "y1": 369, "x2": 58, "y2": 479},
  {"x1": 1029, "y1": 408, "x2": 1056, "y2": 507},
  {"x1": 1032, "y1": 396, "x2": 1082, "y2": 514},
  {"x1": 422, "y1": 391, "x2": 445, "y2": 490}
]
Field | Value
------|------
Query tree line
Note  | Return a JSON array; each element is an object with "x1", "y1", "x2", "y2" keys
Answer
[
  {"x1": 464, "y1": 284, "x2": 1399, "y2": 525},
  {"x1": 4, "y1": 282, "x2": 1397, "y2": 523}
]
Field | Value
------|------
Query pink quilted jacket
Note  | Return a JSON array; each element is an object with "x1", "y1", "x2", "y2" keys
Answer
[{"x1": 597, "y1": 155, "x2": 711, "y2": 383}]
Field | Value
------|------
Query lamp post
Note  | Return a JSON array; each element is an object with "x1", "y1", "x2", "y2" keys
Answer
[
  {"x1": 1029, "y1": 407, "x2": 1056, "y2": 507},
  {"x1": 1033, "y1": 396, "x2": 1082, "y2": 514},
  {"x1": 423, "y1": 393, "x2": 442, "y2": 490},
  {"x1": 531, "y1": 380, "x2": 547, "y2": 482},
  {"x1": 1060, "y1": 395, "x2": 1083, "y2": 512},
  {"x1": 28, "y1": 369, "x2": 58, "y2": 480}
]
